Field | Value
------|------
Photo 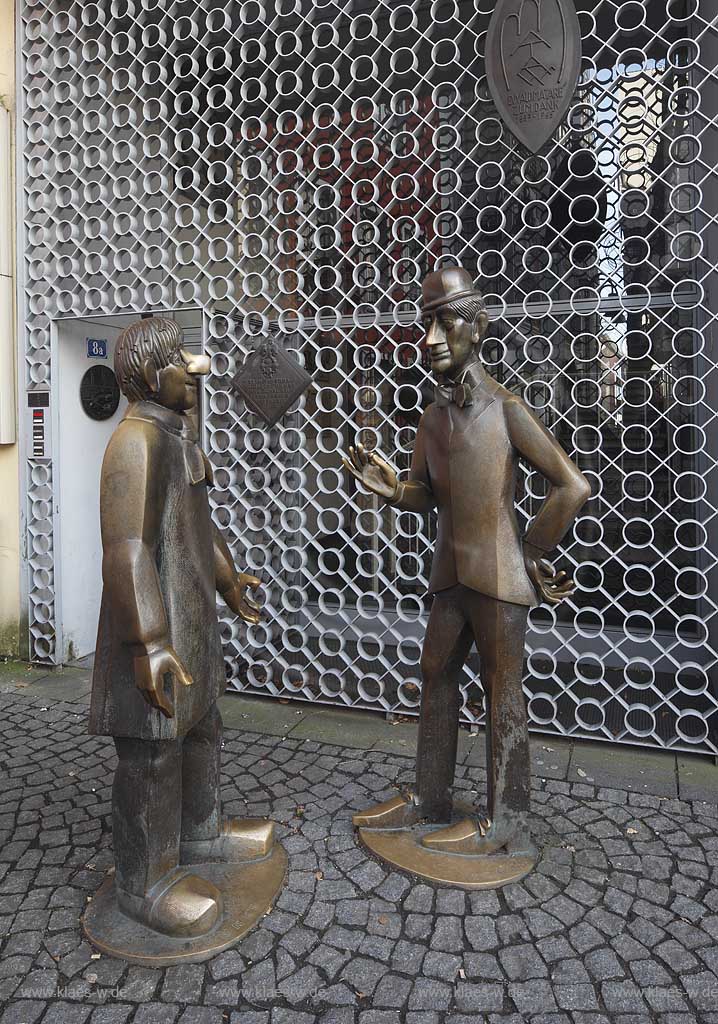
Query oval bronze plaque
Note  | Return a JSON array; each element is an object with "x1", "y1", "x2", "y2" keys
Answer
[
  {"x1": 486, "y1": 0, "x2": 582, "y2": 153},
  {"x1": 80, "y1": 365, "x2": 120, "y2": 421}
]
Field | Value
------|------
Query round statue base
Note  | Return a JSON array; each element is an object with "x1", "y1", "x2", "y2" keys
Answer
[
  {"x1": 358, "y1": 827, "x2": 537, "y2": 889},
  {"x1": 82, "y1": 847, "x2": 287, "y2": 966}
]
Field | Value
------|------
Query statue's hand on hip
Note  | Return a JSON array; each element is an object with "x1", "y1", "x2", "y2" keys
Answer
[
  {"x1": 225, "y1": 572, "x2": 262, "y2": 625},
  {"x1": 133, "y1": 642, "x2": 193, "y2": 719},
  {"x1": 523, "y1": 543, "x2": 576, "y2": 605},
  {"x1": 342, "y1": 443, "x2": 398, "y2": 500}
]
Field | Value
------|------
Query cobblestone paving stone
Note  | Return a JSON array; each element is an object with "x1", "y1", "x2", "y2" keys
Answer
[{"x1": 1, "y1": 690, "x2": 718, "y2": 1023}]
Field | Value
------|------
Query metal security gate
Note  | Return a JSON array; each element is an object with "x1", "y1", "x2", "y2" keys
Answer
[{"x1": 18, "y1": 0, "x2": 718, "y2": 753}]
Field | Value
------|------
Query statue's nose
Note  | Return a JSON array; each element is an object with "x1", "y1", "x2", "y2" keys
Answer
[
  {"x1": 182, "y1": 350, "x2": 211, "y2": 376},
  {"x1": 426, "y1": 321, "x2": 442, "y2": 347}
]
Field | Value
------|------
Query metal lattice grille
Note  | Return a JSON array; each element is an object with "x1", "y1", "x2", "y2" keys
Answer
[{"x1": 19, "y1": 0, "x2": 718, "y2": 753}]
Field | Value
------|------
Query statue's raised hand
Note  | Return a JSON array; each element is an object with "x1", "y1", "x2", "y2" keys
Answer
[
  {"x1": 342, "y1": 443, "x2": 398, "y2": 500},
  {"x1": 225, "y1": 572, "x2": 262, "y2": 626}
]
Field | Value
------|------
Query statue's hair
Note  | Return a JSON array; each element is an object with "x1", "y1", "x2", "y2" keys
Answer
[
  {"x1": 114, "y1": 318, "x2": 182, "y2": 401},
  {"x1": 441, "y1": 294, "x2": 486, "y2": 324}
]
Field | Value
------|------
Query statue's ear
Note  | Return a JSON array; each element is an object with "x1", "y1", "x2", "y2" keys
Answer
[
  {"x1": 142, "y1": 358, "x2": 159, "y2": 394},
  {"x1": 475, "y1": 310, "x2": 489, "y2": 342}
]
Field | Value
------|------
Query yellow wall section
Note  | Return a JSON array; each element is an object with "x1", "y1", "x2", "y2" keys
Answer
[{"x1": 0, "y1": 0, "x2": 12, "y2": 107}]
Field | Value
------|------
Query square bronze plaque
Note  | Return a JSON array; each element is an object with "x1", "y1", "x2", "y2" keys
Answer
[{"x1": 231, "y1": 336, "x2": 313, "y2": 428}]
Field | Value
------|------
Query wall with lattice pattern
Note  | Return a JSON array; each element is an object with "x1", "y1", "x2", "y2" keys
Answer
[{"x1": 18, "y1": 0, "x2": 718, "y2": 752}]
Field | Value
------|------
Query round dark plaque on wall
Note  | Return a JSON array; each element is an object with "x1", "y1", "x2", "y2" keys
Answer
[{"x1": 80, "y1": 365, "x2": 121, "y2": 421}]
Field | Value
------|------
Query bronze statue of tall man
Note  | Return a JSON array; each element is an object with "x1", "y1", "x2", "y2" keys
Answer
[{"x1": 344, "y1": 269, "x2": 590, "y2": 859}]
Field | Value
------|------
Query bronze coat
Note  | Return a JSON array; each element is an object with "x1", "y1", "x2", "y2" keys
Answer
[
  {"x1": 393, "y1": 363, "x2": 590, "y2": 606},
  {"x1": 89, "y1": 402, "x2": 225, "y2": 740}
]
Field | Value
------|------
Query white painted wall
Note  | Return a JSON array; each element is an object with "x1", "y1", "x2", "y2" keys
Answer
[
  {"x1": 0, "y1": 0, "x2": 19, "y2": 656},
  {"x1": 55, "y1": 319, "x2": 126, "y2": 661}
]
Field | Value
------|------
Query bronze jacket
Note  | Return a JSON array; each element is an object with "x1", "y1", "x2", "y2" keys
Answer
[
  {"x1": 392, "y1": 363, "x2": 590, "y2": 607},
  {"x1": 89, "y1": 402, "x2": 227, "y2": 740}
]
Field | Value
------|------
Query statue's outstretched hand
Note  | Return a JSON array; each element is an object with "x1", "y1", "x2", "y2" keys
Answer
[
  {"x1": 133, "y1": 642, "x2": 193, "y2": 719},
  {"x1": 225, "y1": 572, "x2": 262, "y2": 625},
  {"x1": 524, "y1": 546, "x2": 576, "y2": 605},
  {"x1": 342, "y1": 443, "x2": 398, "y2": 500}
]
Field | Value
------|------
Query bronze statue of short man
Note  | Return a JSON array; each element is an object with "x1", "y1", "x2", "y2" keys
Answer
[
  {"x1": 85, "y1": 318, "x2": 285, "y2": 956},
  {"x1": 344, "y1": 268, "x2": 590, "y2": 872}
]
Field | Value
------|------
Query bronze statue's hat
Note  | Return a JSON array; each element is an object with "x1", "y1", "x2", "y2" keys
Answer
[{"x1": 422, "y1": 267, "x2": 482, "y2": 313}]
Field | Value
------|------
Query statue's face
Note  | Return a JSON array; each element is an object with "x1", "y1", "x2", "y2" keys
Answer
[
  {"x1": 154, "y1": 348, "x2": 210, "y2": 412},
  {"x1": 424, "y1": 307, "x2": 480, "y2": 378}
]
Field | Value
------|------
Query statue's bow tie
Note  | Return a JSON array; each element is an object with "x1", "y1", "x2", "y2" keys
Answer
[{"x1": 434, "y1": 382, "x2": 474, "y2": 408}]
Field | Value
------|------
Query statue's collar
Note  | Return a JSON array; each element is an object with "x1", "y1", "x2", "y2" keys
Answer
[
  {"x1": 125, "y1": 401, "x2": 196, "y2": 440},
  {"x1": 435, "y1": 360, "x2": 497, "y2": 409},
  {"x1": 443, "y1": 359, "x2": 491, "y2": 394}
]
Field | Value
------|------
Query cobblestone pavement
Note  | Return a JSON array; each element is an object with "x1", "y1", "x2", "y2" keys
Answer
[{"x1": 1, "y1": 688, "x2": 718, "y2": 1024}]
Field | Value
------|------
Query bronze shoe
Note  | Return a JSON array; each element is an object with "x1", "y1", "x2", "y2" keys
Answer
[
  {"x1": 181, "y1": 818, "x2": 275, "y2": 865},
  {"x1": 421, "y1": 816, "x2": 536, "y2": 858},
  {"x1": 117, "y1": 868, "x2": 222, "y2": 937},
  {"x1": 353, "y1": 792, "x2": 424, "y2": 829},
  {"x1": 421, "y1": 815, "x2": 495, "y2": 854}
]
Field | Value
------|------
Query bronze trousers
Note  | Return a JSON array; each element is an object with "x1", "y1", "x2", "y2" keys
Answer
[
  {"x1": 112, "y1": 703, "x2": 223, "y2": 897},
  {"x1": 415, "y1": 584, "x2": 530, "y2": 824}
]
